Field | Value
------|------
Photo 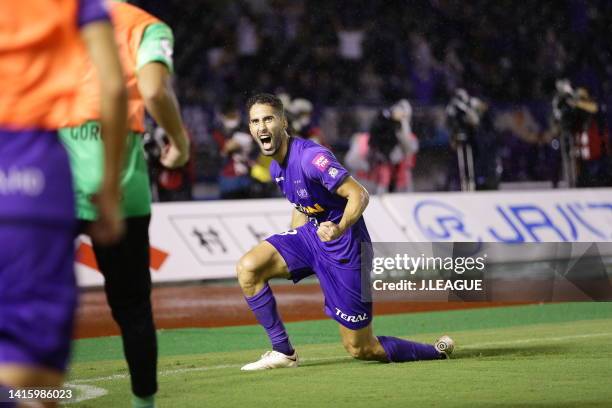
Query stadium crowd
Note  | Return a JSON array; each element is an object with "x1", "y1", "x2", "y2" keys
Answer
[{"x1": 132, "y1": 0, "x2": 612, "y2": 198}]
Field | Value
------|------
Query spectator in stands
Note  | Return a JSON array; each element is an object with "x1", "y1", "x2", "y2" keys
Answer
[
  {"x1": 288, "y1": 97, "x2": 326, "y2": 145},
  {"x1": 133, "y1": 0, "x2": 612, "y2": 191},
  {"x1": 145, "y1": 0, "x2": 611, "y2": 107},
  {"x1": 211, "y1": 101, "x2": 254, "y2": 199}
]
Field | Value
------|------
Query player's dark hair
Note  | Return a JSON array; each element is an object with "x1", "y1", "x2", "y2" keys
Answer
[{"x1": 246, "y1": 93, "x2": 285, "y2": 117}]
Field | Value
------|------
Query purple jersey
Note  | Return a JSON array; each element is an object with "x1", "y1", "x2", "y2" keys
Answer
[
  {"x1": 269, "y1": 137, "x2": 371, "y2": 265},
  {"x1": 78, "y1": 0, "x2": 110, "y2": 27}
]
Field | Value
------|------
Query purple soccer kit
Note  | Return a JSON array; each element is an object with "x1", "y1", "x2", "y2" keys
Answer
[
  {"x1": 0, "y1": 0, "x2": 110, "y2": 373},
  {"x1": 247, "y1": 137, "x2": 441, "y2": 362},
  {"x1": 266, "y1": 138, "x2": 372, "y2": 329},
  {"x1": 0, "y1": 130, "x2": 77, "y2": 372}
]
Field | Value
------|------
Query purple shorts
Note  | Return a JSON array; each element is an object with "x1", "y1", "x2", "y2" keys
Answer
[
  {"x1": 0, "y1": 129, "x2": 77, "y2": 372},
  {"x1": 266, "y1": 223, "x2": 372, "y2": 330}
]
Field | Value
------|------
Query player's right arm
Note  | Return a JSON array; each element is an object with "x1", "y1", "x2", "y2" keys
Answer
[
  {"x1": 139, "y1": 63, "x2": 189, "y2": 168},
  {"x1": 291, "y1": 208, "x2": 308, "y2": 229},
  {"x1": 80, "y1": 20, "x2": 128, "y2": 244}
]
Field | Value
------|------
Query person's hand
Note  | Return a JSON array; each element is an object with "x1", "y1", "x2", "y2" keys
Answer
[
  {"x1": 88, "y1": 187, "x2": 124, "y2": 245},
  {"x1": 391, "y1": 99, "x2": 412, "y2": 122},
  {"x1": 317, "y1": 221, "x2": 343, "y2": 242},
  {"x1": 161, "y1": 133, "x2": 190, "y2": 168}
]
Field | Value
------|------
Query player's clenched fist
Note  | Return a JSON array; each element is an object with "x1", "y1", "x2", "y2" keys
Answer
[{"x1": 317, "y1": 221, "x2": 343, "y2": 242}]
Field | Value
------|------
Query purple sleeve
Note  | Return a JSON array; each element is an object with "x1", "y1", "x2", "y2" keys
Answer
[
  {"x1": 302, "y1": 148, "x2": 349, "y2": 193},
  {"x1": 77, "y1": 0, "x2": 110, "y2": 28},
  {"x1": 269, "y1": 162, "x2": 280, "y2": 184}
]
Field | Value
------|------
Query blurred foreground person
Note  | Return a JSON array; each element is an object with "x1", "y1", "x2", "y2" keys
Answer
[
  {"x1": 0, "y1": 1, "x2": 126, "y2": 406},
  {"x1": 59, "y1": 2, "x2": 189, "y2": 407}
]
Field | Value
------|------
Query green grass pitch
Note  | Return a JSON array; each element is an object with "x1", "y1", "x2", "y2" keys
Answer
[{"x1": 65, "y1": 303, "x2": 612, "y2": 407}]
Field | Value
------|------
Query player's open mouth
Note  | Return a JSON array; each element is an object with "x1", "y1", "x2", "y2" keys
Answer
[{"x1": 259, "y1": 135, "x2": 273, "y2": 150}]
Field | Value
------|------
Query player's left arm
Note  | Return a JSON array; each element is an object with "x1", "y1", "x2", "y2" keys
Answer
[{"x1": 317, "y1": 176, "x2": 369, "y2": 242}]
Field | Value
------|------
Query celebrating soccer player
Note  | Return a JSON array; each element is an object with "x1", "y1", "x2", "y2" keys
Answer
[
  {"x1": 59, "y1": 1, "x2": 189, "y2": 407},
  {"x1": 237, "y1": 94, "x2": 454, "y2": 370},
  {"x1": 0, "y1": 0, "x2": 126, "y2": 405}
]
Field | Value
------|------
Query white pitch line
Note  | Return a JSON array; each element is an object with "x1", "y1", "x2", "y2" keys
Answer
[
  {"x1": 460, "y1": 331, "x2": 612, "y2": 349},
  {"x1": 70, "y1": 358, "x2": 348, "y2": 384},
  {"x1": 62, "y1": 384, "x2": 109, "y2": 404},
  {"x1": 69, "y1": 331, "x2": 612, "y2": 385}
]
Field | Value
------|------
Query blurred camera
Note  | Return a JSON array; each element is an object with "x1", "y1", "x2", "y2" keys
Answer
[
  {"x1": 552, "y1": 79, "x2": 598, "y2": 133},
  {"x1": 369, "y1": 113, "x2": 398, "y2": 157},
  {"x1": 446, "y1": 89, "x2": 483, "y2": 142},
  {"x1": 143, "y1": 126, "x2": 168, "y2": 167}
]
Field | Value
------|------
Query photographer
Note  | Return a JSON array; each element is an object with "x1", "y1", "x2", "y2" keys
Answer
[
  {"x1": 552, "y1": 80, "x2": 604, "y2": 187},
  {"x1": 345, "y1": 99, "x2": 419, "y2": 193},
  {"x1": 446, "y1": 89, "x2": 499, "y2": 191}
]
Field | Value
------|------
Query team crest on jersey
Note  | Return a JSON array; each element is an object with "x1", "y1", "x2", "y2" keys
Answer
[
  {"x1": 297, "y1": 188, "x2": 309, "y2": 198},
  {"x1": 328, "y1": 167, "x2": 339, "y2": 178},
  {"x1": 311, "y1": 153, "x2": 330, "y2": 171}
]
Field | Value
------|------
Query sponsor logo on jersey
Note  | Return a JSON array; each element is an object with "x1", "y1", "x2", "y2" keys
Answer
[
  {"x1": 275, "y1": 176, "x2": 284, "y2": 182},
  {"x1": 0, "y1": 167, "x2": 45, "y2": 197},
  {"x1": 335, "y1": 308, "x2": 368, "y2": 323},
  {"x1": 293, "y1": 202, "x2": 325, "y2": 215},
  {"x1": 297, "y1": 188, "x2": 309, "y2": 198},
  {"x1": 311, "y1": 153, "x2": 330, "y2": 171},
  {"x1": 159, "y1": 38, "x2": 174, "y2": 61},
  {"x1": 328, "y1": 167, "x2": 339, "y2": 178},
  {"x1": 68, "y1": 122, "x2": 101, "y2": 141}
]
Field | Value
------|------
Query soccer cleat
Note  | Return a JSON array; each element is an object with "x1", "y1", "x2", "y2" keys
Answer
[
  {"x1": 240, "y1": 350, "x2": 299, "y2": 371},
  {"x1": 434, "y1": 335, "x2": 455, "y2": 359}
]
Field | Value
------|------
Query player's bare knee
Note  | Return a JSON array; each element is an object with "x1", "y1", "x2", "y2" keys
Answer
[{"x1": 236, "y1": 253, "x2": 262, "y2": 289}]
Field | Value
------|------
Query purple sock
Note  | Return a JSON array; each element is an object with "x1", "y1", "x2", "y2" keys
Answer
[
  {"x1": 245, "y1": 284, "x2": 294, "y2": 356},
  {"x1": 377, "y1": 336, "x2": 441, "y2": 362}
]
